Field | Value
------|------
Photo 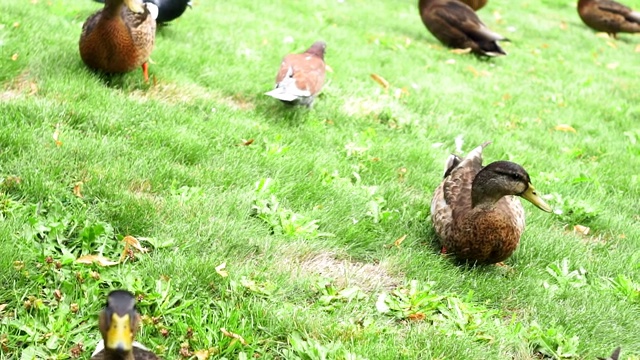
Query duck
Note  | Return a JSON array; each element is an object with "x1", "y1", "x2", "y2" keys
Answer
[
  {"x1": 598, "y1": 347, "x2": 621, "y2": 360},
  {"x1": 265, "y1": 41, "x2": 327, "y2": 107},
  {"x1": 92, "y1": 0, "x2": 191, "y2": 24},
  {"x1": 418, "y1": 0, "x2": 508, "y2": 56},
  {"x1": 91, "y1": 290, "x2": 161, "y2": 360},
  {"x1": 459, "y1": 0, "x2": 487, "y2": 11},
  {"x1": 430, "y1": 142, "x2": 552, "y2": 264},
  {"x1": 577, "y1": 0, "x2": 640, "y2": 38},
  {"x1": 79, "y1": 0, "x2": 157, "y2": 82}
]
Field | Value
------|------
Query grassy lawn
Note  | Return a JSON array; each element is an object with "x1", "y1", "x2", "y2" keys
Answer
[{"x1": 1, "y1": 0, "x2": 639, "y2": 358}]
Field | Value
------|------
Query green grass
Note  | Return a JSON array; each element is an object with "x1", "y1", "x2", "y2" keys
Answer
[{"x1": 1, "y1": 0, "x2": 640, "y2": 358}]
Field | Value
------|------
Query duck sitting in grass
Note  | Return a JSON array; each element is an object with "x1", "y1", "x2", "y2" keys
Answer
[
  {"x1": 577, "y1": 0, "x2": 640, "y2": 38},
  {"x1": 91, "y1": 290, "x2": 161, "y2": 360},
  {"x1": 418, "y1": 0, "x2": 508, "y2": 56},
  {"x1": 430, "y1": 142, "x2": 552, "y2": 264},
  {"x1": 79, "y1": 0, "x2": 157, "y2": 82}
]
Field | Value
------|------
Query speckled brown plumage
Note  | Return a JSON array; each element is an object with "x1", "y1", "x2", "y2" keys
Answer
[
  {"x1": 90, "y1": 290, "x2": 161, "y2": 360},
  {"x1": 91, "y1": 347, "x2": 160, "y2": 360},
  {"x1": 79, "y1": 0, "x2": 156, "y2": 81},
  {"x1": 430, "y1": 142, "x2": 552, "y2": 264},
  {"x1": 459, "y1": 0, "x2": 487, "y2": 11},
  {"x1": 578, "y1": 0, "x2": 640, "y2": 38},
  {"x1": 418, "y1": 0, "x2": 507, "y2": 56},
  {"x1": 265, "y1": 41, "x2": 326, "y2": 107}
]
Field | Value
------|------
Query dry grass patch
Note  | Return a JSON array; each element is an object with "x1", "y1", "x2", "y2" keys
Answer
[
  {"x1": 1, "y1": 71, "x2": 38, "y2": 101},
  {"x1": 129, "y1": 82, "x2": 255, "y2": 110},
  {"x1": 283, "y1": 250, "x2": 400, "y2": 292}
]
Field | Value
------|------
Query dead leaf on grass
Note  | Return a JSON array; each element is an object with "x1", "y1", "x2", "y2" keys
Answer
[
  {"x1": 370, "y1": 73, "x2": 390, "y2": 90},
  {"x1": 76, "y1": 255, "x2": 118, "y2": 267},
  {"x1": 554, "y1": 124, "x2": 576, "y2": 133},
  {"x1": 52, "y1": 123, "x2": 62, "y2": 146},
  {"x1": 574, "y1": 225, "x2": 590, "y2": 236},
  {"x1": 408, "y1": 312, "x2": 426, "y2": 321},
  {"x1": 73, "y1": 182, "x2": 83, "y2": 198},
  {"x1": 215, "y1": 262, "x2": 228, "y2": 277},
  {"x1": 220, "y1": 328, "x2": 247, "y2": 345},
  {"x1": 450, "y1": 48, "x2": 471, "y2": 55},
  {"x1": 238, "y1": 138, "x2": 254, "y2": 146},
  {"x1": 385, "y1": 234, "x2": 407, "y2": 249}
]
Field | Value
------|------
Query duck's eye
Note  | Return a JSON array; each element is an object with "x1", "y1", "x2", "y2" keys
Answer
[{"x1": 511, "y1": 173, "x2": 521, "y2": 181}]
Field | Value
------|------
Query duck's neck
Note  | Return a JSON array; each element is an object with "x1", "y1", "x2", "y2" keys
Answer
[
  {"x1": 471, "y1": 170, "x2": 507, "y2": 208},
  {"x1": 103, "y1": 0, "x2": 126, "y2": 17},
  {"x1": 103, "y1": 349, "x2": 135, "y2": 360}
]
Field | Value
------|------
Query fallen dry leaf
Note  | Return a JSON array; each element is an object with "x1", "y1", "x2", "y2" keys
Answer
[
  {"x1": 606, "y1": 41, "x2": 617, "y2": 49},
  {"x1": 606, "y1": 62, "x2": 619, "y2": 70},
  {"x1": 215, "y1": 262, "x2": 228, "y2": 277},
  {"x1": 11, "y1": 53, "x2": 18, "y2": 61},
  {"x1": 122, "y1": 235, "x2": 149, "y2": 253},
  {"x1": 73, "y1": 182, "x2": 83, "y2": 198},
  {"x1": 0, "y1": 304, "x2": 7, "y2": 312},
  {"x1": 370, "y1": 73, "x2": 390, "y2": 90},
  {"x1": 240, "y1": 138, "x2": 254, "y2": 146},
  {"x1": 220, "y1": 328, "x2": 247, "y2": 345},
  {"x1": 574, "y1": 225, "x2": 590, "y2": 236},
  {"x1": 76, "y1": 255, "x2": 118, "y2": 267},
  {"x1": 408, "y1": 312, "x2": 426, "y2": 321},
  {"x1": 393, "y1": 234, "x2": 407, "y2": 247},
  {"x1": 445, "y1": 59, "x2": 456, "y2": 64},
  {"x1": 554, "y1": 124, "x2": 576, "y2": 133},
  {"x1": 635, "y1": 44, "x2": 640, "y2": 53},
  {"x1": 193, "y1": 349, "x2": 211, "y2": 360},
  {"x1": 119, "y1": 235, "x2": 149, "y2": 262},
  {"x1": 325, "y1": 64, "x2": 334, "y2": 73},
  {"x1": 559, "y1": 22, "x2": 567, "y2": 30},
  {"x1": 52, "y1": 123, "x2": 62, "y2": 146}
]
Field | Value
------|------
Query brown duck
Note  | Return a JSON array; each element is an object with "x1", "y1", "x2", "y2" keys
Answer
[
  {"x1": 418, "y1": 0, "x2": 507, "y2": 56},
  {"x1": 459, "y1": 0, "x2": 487, "y2": 11},
  {"x1": 578, "y1": 0, "x2": 640, "y2": 38},
  {"x1": 90, "y1": 290, "x2": 161, "y2": 360},
  {"x1": 265, "y1": 41, "x2": 327, "y2": 107},
  {"x1": 431, "y1": 142, "x2": 552, "y2": 264},
  {"x1": 79, "y1": 0, "x2": 157, "y2": 81}
]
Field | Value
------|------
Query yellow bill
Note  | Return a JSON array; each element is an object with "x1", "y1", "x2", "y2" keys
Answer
[{"x1": 521, "y1": 184, "x2": 552, "y2": 213}]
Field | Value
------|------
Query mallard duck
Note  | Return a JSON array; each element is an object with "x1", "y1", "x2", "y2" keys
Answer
[
  {"x1": 459, "y1": 0, "x2": 487, "y2": 11},
  {"x1": 418, "y1": 0, "x2": 507, "y2": 56},
  {"x1": 80, "y1": 0, "x2": 157, "y2": 82},
  {"x1": 265, "y1": 41, "x2": 327, "y2": 107},
  {"x1": 598, "y1": 347, "x2": 621, "y2": 360},
  {"x1": 92, "y1": 0, "x2": 191, "y2": 24},
  {"x1": 578, "y1": 0, "x2": 640, "y2": 38},
  {"x1": 430, "y1": 142, "x2": 552, "y2": 264},
  {"x1": 91, "y1": 290, "x2": 161, "y2": 360}
]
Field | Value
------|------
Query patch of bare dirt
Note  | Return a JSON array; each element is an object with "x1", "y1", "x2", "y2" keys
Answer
[
  {"x1": 1, "y1": 71, "x2": 38, "y2": 101},
  {"x1": 284, "y1": 250, "x2": 401, "y2": 292},
  {"x1": 129, "y1": 82, "x2": 255, "y2": 111}
]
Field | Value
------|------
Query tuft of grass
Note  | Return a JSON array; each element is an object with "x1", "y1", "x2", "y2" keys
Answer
[{"x1": 1, "y1": 0, "x2": 640, "y2": 359}]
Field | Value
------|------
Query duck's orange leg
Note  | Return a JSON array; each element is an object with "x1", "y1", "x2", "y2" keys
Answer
[
  {"x1": 141, "y1": 62, "x2": 149, "y2": 82},
  {"x1": 440, "y1": 246, "x2": 447, "y2": 254}
]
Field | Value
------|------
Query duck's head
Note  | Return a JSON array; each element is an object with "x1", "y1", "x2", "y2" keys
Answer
[
  {"x1": 305, "y1": 41, "x2": 327, "y2": 59},
  {"x1": 99, "y1": 290, "x2": 139, "y2": 354},
  {"x1": 472, "y1": 161, "x2": 552, "y2": 212}
]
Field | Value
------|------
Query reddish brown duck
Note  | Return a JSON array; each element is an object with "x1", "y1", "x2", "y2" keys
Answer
[
  {"x1": 578, "y1": 0, "x2": 640, "y2": 38},
  {"x1": 431, "y1": 142, "x2": 552, "y2": 264},
  {"x1": 80, "y1": 0, "x2": 157, "y2": 81},
  {"x1": 265, "y1": 41, "x2": 327, "y2": 107},
  {"x1": 419, "y1": 0, "x2": 507, "y2": 56}
]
